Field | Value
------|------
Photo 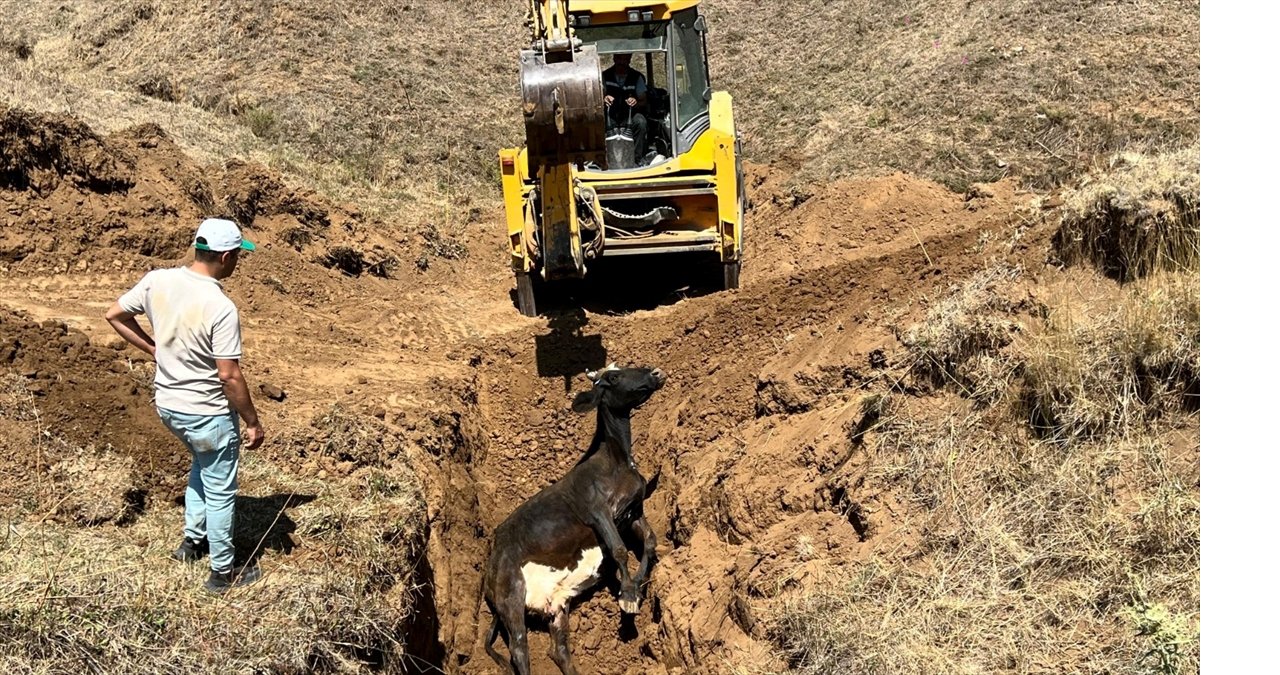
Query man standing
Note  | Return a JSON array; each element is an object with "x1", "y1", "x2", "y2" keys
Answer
[
  {"x1": 602, "y1": 53, "x2": 649, "y2": 165},
  {"x1": 106, "y1": 217, "x2": 266, "y2": 594}
]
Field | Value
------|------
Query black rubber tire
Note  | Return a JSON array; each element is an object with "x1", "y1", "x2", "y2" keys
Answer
[
  {"x1": 723, "y1": 261, "x2": 741, "y2": 290},
  {"x1": 516, "y1": 273, "x2": 538, "y2": 317}
]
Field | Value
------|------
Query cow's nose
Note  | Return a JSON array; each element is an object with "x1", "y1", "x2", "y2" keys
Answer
[{"x1": 652, "y1": 368, "x2": 667, "y2": 387}]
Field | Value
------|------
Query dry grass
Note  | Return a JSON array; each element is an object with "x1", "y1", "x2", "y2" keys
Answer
[
  {"x1": 45, "y1": 448, "x2": 141, "y2": 526},
  {"x1": 1019, "y1": 272, "x2": 1200, "y2": 445},
  {"x1": 1054, "y1": 148, "x2": 1200, "y2": 280},
  {"x1": 880, "y1": 142, "x2": 1197, "y2": 451},
  {"x1": 706, "y1": 0, "x2": 1198, "y2": 191},
  {"x1": 771, "y1": 410, "x2": 1199, "y2": 674},
  {"x1": 773, "y1": 266, "x2": 1200, "y2": 673},
  {"x1": 902, "y1": 265, "x2": 1199, "y2": 445},
  {"x1": 900, "y1": 262, "x2": 1027, "y2": 399},
  {"x1": 0, "y1": 386, "x2": 434, "y2": 673}
]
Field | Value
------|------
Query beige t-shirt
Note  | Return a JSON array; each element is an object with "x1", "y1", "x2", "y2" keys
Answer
[{"x1": 118, "y1": 267, "x2": 242, "y2": 415}]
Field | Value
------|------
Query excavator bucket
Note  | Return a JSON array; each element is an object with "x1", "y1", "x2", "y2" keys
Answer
[
  {"x1": 519, "y1": 42, "x2": 606, "y2": 283},
  {"x1": 519, "y1": 44, "x2": 606, "y2": 166}
]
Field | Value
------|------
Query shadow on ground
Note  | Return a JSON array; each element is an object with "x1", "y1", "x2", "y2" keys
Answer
[
  {"x1": 512, "y1": 252, "x2": 728, "y2": 317},
  {"x1": 535, "y1": 307, "x2": 609, "y2": 393},
  {"x1": 232, "y1": 493, "x2": 317, "y2": 565}
]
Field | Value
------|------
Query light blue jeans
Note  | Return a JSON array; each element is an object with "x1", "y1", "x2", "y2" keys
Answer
[{"x1": 157, "y1": 408, "x2": 240, "y2": 574}]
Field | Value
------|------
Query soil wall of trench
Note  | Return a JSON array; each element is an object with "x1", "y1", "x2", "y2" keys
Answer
[{"x1": 409, "y1": 167, "x2": 1034, "y2": 674}]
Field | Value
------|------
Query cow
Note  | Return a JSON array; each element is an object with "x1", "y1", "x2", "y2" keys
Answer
[{"x1": 482, "y1": 364, "x2": 666, "y2": 675}]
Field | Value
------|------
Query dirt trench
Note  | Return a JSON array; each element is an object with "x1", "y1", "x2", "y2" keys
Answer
[
  {"x1": 407, "y1": 169, "x2": 1035, "y2": 674},
  {"x1": 0, "y1": 107, "x2": 1042, "y2": 672}
]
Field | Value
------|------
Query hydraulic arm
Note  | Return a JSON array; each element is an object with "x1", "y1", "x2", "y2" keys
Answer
[{"x1": 520, "y1": 0, "x2": 606, "y2": 280}]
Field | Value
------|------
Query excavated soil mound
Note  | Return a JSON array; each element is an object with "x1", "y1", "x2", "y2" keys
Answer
[
  {"x1": 742, "y1": 163, "x2": 1020, "y2": 280},
  {"x1": 0, "y1": 108, "x2": 133, "y2": 196},
  {"x1": 0, "y1": 308, "x2": 179, "y2": 500},
  {"x1": 0, "y1": 107, "x2": 456, "y2": 280}
]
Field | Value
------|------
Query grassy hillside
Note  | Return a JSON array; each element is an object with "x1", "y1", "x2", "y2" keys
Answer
[
  {"x1": 0, "y1": 0, "x2": 525, "y2": 220},
  {"x1": 1, "y1": 0, "x2": 1198, "y2": 207}
]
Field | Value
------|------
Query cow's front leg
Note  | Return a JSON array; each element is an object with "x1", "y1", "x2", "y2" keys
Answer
[
  {"x1": 589, "y1": 511, "x2": 639, "y2": 614},
  {"x1": 630, "y1": 514, "x2": 658, "y2": 599}
]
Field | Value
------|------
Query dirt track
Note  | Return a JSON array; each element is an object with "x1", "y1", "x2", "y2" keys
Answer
[{"x1": 1, "y1": 109, "x2": 1047, "y2": 673}]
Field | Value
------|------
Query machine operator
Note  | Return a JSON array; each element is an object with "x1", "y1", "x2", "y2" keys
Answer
[{"x1": 602, "y1": 53, "x2": 648, "y2": 164}]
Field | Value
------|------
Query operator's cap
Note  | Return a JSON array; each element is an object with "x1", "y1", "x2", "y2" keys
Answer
[{"x1": 193, "y1": 217, "x2": 256, "y2": 252}]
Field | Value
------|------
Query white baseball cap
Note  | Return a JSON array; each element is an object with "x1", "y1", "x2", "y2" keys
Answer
[{"x1": 193, "y1": 218, "x2": 256, "y2": 252}]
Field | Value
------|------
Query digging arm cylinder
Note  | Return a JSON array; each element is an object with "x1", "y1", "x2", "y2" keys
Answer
[{"x1": 520, "y1": 0, "x2": 606, "y2": 280}]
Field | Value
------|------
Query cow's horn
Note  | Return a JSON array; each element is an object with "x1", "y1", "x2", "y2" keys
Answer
[{"x1": 586, "y1": 362, "x2": 620, "y2": 382}]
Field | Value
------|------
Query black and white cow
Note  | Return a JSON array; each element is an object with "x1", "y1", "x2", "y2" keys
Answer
[{"x1": 482, "y1": 364, "x2": 666, "y2": 675}]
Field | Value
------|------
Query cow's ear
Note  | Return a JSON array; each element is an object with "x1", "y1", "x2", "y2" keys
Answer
[{"x1": 572, "y1": 386, "x2": 603, "y2": 413}]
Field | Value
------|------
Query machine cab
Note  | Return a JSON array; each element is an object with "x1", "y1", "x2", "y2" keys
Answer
[
  {"x1": 571, "y1": 5, "x2": 712, "y2": 172},
  {"x1": 502, "y1": 0, "x2": 742, "y2": 316}
]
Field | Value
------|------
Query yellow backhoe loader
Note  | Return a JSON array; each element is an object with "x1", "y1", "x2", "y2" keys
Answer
[{"x1": 501, "y1": 0, "x2": 745, "y2": 316}]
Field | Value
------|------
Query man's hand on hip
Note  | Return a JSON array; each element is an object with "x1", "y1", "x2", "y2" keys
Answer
[{"x1": 105, "y1": 301, "x2": 156, "y2": 357}]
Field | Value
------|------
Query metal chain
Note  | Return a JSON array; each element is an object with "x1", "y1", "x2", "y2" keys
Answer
[{"x1": 600, "y1": 204, "x2": 667, "y2": 221}]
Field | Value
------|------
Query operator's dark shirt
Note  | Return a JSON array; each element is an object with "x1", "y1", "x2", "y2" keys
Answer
[{"x1": 602, "y1": 66, "x2": 647, "y2": 109}]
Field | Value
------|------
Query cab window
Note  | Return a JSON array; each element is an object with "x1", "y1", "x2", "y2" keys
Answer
[{"x1": 671, "y1": 9, "x2": 710, "y2": 130}]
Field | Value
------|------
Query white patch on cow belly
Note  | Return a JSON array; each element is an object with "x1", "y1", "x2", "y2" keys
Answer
[{"x1": 522, "y1": 547, "x2": 604, "y2": 615}]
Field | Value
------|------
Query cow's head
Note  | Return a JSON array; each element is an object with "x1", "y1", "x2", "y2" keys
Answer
[{"x1": 572, "y1": 363, "x2": 667, "y2": 414}]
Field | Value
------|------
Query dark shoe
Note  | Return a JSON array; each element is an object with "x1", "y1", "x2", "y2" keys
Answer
[
  {"x1": 171, "y1": 537, "x2": 208, "y2": 563},
  {"x1": 204, "y1": 564, "x2": 263, "y2": 594}
]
